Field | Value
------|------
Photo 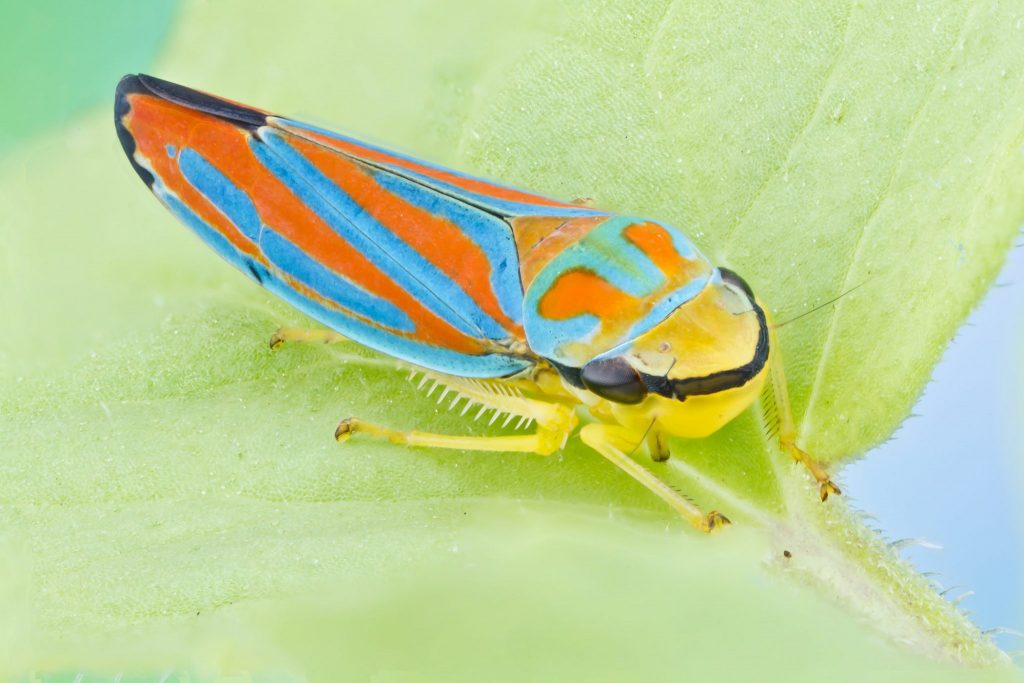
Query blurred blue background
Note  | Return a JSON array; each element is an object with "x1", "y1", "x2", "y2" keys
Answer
[{"x1": 845, "y1": 245, "x2": 1024, "y2": 655}]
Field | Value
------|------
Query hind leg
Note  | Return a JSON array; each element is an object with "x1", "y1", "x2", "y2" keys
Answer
[
  {"x1": 336, "y1": 414, "x2": 572, "y2": 456},
  {"x1": 337, "y1": 375, "x2": 578, "y2": 458}
]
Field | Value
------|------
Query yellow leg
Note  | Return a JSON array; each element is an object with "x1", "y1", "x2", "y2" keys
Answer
[
  {"x1": 781, "y1": 440, "x2": 841, "y2": 501},
  {"x1": 646, "y1": 430, "x2": 671, "y2": 463},
  {"x1": 410, "y1": 371, "x2": 575, "y2": 432},
  {"x1": 270, "y1": 326, "x2": 348, "y2": 350},
  {"x1": 766, "y1": 323, "x2": 841, "y2": 501},
  {"x1": 580, "y1": 424, "x2": 729, "y2": 532},
  {"x1": 336, "y1": 417, "x2": 569, "y2": 455},
  {"x1": 337, "y1": 378, "x2": 577, "y2": 456}
]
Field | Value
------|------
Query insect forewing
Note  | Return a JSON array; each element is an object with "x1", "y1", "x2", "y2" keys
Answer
[{"x1": 115, "y1": 74, "x2": 595, "y2": 377}]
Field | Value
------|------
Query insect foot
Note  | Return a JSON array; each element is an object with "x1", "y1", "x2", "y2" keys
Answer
[
  {"x1": 781, "y1": 440, "x2": 842, "y2": 503},
  {"x1": 819, "y1": 479, "x2": 842, "y2": 502},
  {"x1": 335, "y1": 418, "x2": 355, "y2": 443},
  {"x1": 269, "y1": 328, "x2": 287, "y2": 351},
  {"x1": 700, "y1": 511, "x2": 732, "y2": 533}
]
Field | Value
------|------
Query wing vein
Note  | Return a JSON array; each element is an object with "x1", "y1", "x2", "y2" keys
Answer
[{"x1": 254, "y1": 128, "x2": 491, "y2": 340}]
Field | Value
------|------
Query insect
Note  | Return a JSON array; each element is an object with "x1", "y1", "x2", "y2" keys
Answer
[{"x1": 114, "y1": 74, "x2": 839, "y2": 531}]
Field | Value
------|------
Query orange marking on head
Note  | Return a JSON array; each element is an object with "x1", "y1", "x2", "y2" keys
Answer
[
  {"x1": 123, "y1": 94, "x2": 484, "y2": 354},
  {"x1": 510, "y1": 216, "x2": 570, "y2": 253},
  {"x1": 290, "y1": 137, "x2": 524, "y2": 337},
  {"x1": 621, "y1": 222, "x2": 689, "y2": 278},
  {"x1": 512, "y1": 215, "x2": 607, "y2": 289},
  {"x1": 538, "y1": 269, "x2": 637, "y2": 321}
]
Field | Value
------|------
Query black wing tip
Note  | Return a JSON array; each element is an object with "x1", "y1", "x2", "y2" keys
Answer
[
  {"x1": 114, "y1": 73, "x2": 156, "y2": 188},
  {"x1": 135, "y1": 73, "x2": 268, "y2": 129},
  {"x1": 114, "y1": 73, "x2": 271, "y2": 188}
]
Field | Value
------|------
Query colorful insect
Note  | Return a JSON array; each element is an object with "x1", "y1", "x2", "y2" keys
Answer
[{"x1": 114, "y1": 74, "x2": 839, "y2": 531}]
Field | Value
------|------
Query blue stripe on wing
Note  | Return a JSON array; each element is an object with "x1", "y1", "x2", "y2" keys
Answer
[
  {"x1": 253, "y1": 130, "x2": 513, "y2": 341},
  {"x1": 178, "y1": 146, "x2": 417, "y2": 333},
  {"x1": 164, "y1": 151, "x2": 529, "y2": 377},
  {"x1": 372, "y1": 169, "x2": 524, "y2": 325},
  {"x1": 260, "y1": 230, "x2": 416, "y2": 333},
  {"x1": 274, "y1": 119, "x2": 609, "y2": 219},
  {"x1": 259, "y1": 273, "x2": 529, "y2": 377},
  {"x1": 155, "y1": 185, "x2": 260, "y2": 280},
  {"x1": 178, "y1": 147, "x2": 262, "y2": 242}
]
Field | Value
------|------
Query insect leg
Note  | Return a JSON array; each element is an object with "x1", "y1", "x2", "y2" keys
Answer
[
  {"x1": 646, "y1": 430, "x2": 671, "y2": 462},
  {"x1": 766, "y1": 325, "x2": 841, "y2": 501},
  {"x1": 579, "y1": 424, "x2": 729, "y2": 532},
  {"x1": 335, "y1": 416, "x2": 571, "y2": 455},
  {"x1": 338, "y1": 375, "x2": 577, "y2": 456},
  {"x1": 780, "y1": 440, "x2": 841, "y2": 501},
  {"x1": 269, "y1": 326, "x2": 348, "y2": 350}
]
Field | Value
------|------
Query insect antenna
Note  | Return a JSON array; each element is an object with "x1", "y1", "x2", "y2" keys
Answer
[
  {"x1": 627, "y1": 417, "x2": 658, "y2": 458},
  {"x1": 772, "y1": 280, "x2": 870, "y2": 329}
]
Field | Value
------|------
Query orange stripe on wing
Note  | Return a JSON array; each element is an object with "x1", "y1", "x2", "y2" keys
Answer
[
  {"x1": 289, "y1": 137, "x2": 524, "y2": 337},
  {"x1": 623, "y1": 221, "x2": 709, "y2": 284},
  {"x1": 126, "y1": 94, "x2": 485, "y2": 355},
  {"x1": 125, "y1": 94, "x2": 261, "y2": 259},
  {"x1": 279, "y1": 123, "x2": 575, "y2": 210},
  {"x1": 512, "y1": 215, "x2": 607, "y2": 289}
]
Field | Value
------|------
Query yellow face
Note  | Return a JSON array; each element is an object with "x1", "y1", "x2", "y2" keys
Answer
[{"x1": 575, "y1": 269, "x2": 770, "y2": 438}]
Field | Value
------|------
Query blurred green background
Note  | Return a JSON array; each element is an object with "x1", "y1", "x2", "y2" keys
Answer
[
  {"x1": 0, "y1": 2, "x2": 179, "y2": 158},
  {"x1": 1, "y1": 1, "x2": 1022, "y2": 681}
]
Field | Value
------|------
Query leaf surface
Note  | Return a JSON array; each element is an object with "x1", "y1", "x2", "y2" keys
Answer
[{"x1": 2, "y1": 0, "x2": 1023, "y2": 678}]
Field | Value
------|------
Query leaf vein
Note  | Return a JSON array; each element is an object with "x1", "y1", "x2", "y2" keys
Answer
[
  {"x1": 798, "y1": 4, "x2": 981, "y2": 439},
  {"x1": 722, "y1": 0, "x2": 857, "y2": 257}
]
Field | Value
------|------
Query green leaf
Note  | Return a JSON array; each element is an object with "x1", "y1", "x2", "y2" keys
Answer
[{"x1": 2, "y1": 0, "x2": 1023, "y2": 679}]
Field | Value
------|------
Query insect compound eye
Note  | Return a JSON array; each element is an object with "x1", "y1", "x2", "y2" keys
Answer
[
  {"x1": 580, "y1": 357, "x2": 647, "y2": 405},
  {"x1": 718, "y1": 268, "x2": 755, "y2": 301}
]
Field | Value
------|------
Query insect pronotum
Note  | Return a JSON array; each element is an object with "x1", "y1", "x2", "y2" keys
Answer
[{"x1": 114, "y1": 74, "x2": 839, "y2": 531}]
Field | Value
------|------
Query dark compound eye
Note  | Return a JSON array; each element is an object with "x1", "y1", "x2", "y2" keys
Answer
[{"x1": 580, "y1": 357, "x2": 647, "y2": 405}]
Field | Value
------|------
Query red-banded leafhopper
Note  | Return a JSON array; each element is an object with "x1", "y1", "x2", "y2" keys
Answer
[{"x1": 115, "y1": 74, "x2": 838, "y2": 531}]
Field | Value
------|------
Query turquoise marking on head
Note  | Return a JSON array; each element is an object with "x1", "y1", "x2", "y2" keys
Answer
[{"x1": 523, "y1": 216, "x2": 713, "y2": 367}]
